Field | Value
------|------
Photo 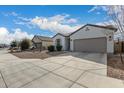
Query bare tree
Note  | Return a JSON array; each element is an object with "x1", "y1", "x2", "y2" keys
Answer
[{"x1": 107, "y1": 5, "x2": 124, "y2": 63}]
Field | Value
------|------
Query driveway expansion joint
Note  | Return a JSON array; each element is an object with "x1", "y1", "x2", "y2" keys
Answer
[
  {"x1": 43, "y1": 58, "x2": 74, "y2": 66},
  {"x1": 19, "y1": 71, "x2": 50, "y2": 88},
  {"x1": 84, "y1": 68, "x2": 107, "y2": 76},
  {"x1": 20, "y1": 63, "x2": 65, "y2": 87},
  {"x1": 121, "y1": 80, "x2": 124, "y2": 85},
  {"x1": 0, "y1": 70, "x2": 8, "y2": 88},
  {"x1": 30, "y1": 62, "x2": 64, "y2": 72},
  {"x1": 0, "y1": 62, "x2": 25, "y2": 70},
  {"x1": 29, "y1": 61, "x2": 88, "y2": 88},
  {"x1": 43, "y1": 59, "x2": 94, "y2": 71},
  {"x1": 1, "y1": 65, "x2": 35, "y2": 77},
  {"x1": 68, "y1": 70, "x2": 88, "y2": 88},
  {"x1": 46, "y1": 58, "x2": 107, "y2": 72}
]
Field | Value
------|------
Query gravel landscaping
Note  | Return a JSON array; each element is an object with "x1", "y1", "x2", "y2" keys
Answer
[
  {"x1": 11, "y1": 50, "x2": 67, "y2": 59},
  {"x1": 107, "y1": 54, "x2": 124, "y2": 80}
]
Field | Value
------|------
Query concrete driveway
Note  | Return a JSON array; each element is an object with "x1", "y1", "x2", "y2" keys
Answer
[{"x1": 0, "y1": 49, "x2": 124, "y2": 88}]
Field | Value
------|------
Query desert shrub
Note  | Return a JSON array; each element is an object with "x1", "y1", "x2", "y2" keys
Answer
[
  {"x1": 48, "y1": 45, "x2": 55, "y2": 52},
  {"x1": 56, "y1": 45, "x2": 62, "y2": 51},
  {"x1": 20, "y1": 38, "x2": 31, "y2": 51}
]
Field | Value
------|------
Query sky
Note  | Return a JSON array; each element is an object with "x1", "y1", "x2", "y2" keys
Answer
[{"x1": 0, "y1": 5, "x2": 112, "y2": 44}]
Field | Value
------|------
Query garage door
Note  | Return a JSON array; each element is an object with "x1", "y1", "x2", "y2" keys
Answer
[{"x1": 74, "y1": 37, "x2": 107, "y2": 53}]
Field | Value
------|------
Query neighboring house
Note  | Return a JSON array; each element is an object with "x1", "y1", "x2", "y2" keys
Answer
[
  {"x1": 0, "y1": 44, "x2": 9, "y2": 48},
  {"x1": 32, "y1": 35, "x2": 53, "y2": 50},
  {"x1": 53, "y1": 24, "x2": 117, "y2": 53}
]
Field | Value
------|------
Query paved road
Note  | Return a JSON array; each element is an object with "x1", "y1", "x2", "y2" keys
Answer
[{"x1": 0, "y1": 49, "x2": 124, "y2": 88}]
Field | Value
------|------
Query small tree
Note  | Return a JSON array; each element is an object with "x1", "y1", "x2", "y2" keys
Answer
[
  {"x1": 107, "y1": 6, "x2": 124, "y2": 63},
  {"x1": 10, "y1": 40, "x2": 17, "y2": 48},
  {"x1": 10, "y1": 40, "x2": 18, "y2": 52},
  {"x1": 20, "y1": 38, "x2": 31, "y2": 51}
]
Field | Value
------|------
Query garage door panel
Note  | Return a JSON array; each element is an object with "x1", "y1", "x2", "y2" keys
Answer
[{"x1": 74, "y1": 38, "x2": 106, "y2": 53}]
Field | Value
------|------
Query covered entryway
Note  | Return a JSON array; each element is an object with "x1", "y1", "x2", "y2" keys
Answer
[{"x1": 73, "y1": 37, "x2": 107, "y2": 53}]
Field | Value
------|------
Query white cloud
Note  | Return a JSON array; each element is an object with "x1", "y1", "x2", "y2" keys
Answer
[
  {"x1": 14, "y1": 20, "x2": 34, "y2": 29},
  {"x1": 48, "y1": 14, "x2": 78, "y2": 24},
  {"x1": 88, "y1": 6, "x2": 109, "y2": 13},
  {"x1": 0, "y1": 27, "x2": 34, "y2": 44},
  {"x1": 11, "y1": 12, "x2": 18, "y2": 16},
  {"x1": 3, "y1": 12, "x2": 34, "y2": 29},
  {"x1": 88, "y1": 6, "x2": 124, "y2": 16},
  {"x1": 11, "y1": 14, "x2": 79, "y2": 34},
  {"x1": 2, "y1": 12, "x2": 18, "y2": 17},
  {"x1": 96, "y1": 20, "x2": 116, "y2": 26},
  {"x1": 88, "y1": 6, "x2": 99, "y2": 13},
  {"x1": 66, "y1": 18, "x2": 78, "y2": 23},
  {"x1": 17, "y1": 16, "x2": 32, "y2": 21},
  {"x1": 96, "y1": 12, "x2": 101, "y2": 15},
  {"x1": 49, "y1": 14, "x2": 69, "y2": 23},
  {"x1": 31, "y1": 16, "x2": 81, "y2": 35},
  {"x1": 14, "y1": 20, "x2": 25, "y2": 25}
]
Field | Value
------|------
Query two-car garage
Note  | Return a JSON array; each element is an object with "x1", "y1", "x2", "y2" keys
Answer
[
  {"x1": 73, "y1": 37, "x2": 107, "y2": 53},
  {"x1": 70, "y1": 24, "x2": 117, "y2": 53}
]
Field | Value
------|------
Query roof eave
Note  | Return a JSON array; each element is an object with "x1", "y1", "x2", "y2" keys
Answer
[
  {"x1": 52, "y1": 33, "x2": 69, "y2": 38},
  {"x1": 69, "y1": 24, "x2": 118, "y2": 36}
]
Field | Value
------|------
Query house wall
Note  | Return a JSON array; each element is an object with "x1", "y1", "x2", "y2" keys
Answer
[
  {"x1": 70, "y1": 25, "x2": 114, "y2": 53},
  {"x1": 42, "y1": 41, "x2": 53, "y2": 49},
  {"x1": 53, "y1": 34, "x2": 66, "y2": 50},
  {"x1": 33, "y1": 41, "x2": 53, "y2": 49},
  {"x1": 32, "y1": 36, "x2": 41, "y2": 43},
  {"x1": 65, "y1": 37, "x2": 70, "y2": 50},
  {"x1": 32, "y1": 36, "x2": 53, "y2": 49},
  {"x1": 107, "y1": 35, "x2": 114, "y2": 53}
]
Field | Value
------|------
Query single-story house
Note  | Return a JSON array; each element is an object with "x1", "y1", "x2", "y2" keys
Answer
[
  {"x1": 53, "y1": 24, "x2": 117, "y2": 53},
  {"x1": 32, "y1": 35, "x2": 53, "y2": 50}
]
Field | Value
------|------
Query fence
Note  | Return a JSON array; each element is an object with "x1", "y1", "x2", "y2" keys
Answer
[{"x1": 114, "y1": 41, "x2": 124, "y2": 54}]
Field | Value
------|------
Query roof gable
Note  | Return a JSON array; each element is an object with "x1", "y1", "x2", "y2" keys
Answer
[
  {"x1": 69, "y1": 24, "x2": 117, "y2": 36},
  {"x1": 52, "y1": 24, "x2": 117, "y2": 38},
  {"x1": 52, "y1": 33, "x2": 68, "y2": 38},
  {"x1": 32, "y1": 35, "x2": 52, "y2": 43}
]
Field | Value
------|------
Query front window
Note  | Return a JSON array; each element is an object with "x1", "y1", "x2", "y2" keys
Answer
[{"x1": 56, "y1": 39, "x2": 61, "y2": 46}]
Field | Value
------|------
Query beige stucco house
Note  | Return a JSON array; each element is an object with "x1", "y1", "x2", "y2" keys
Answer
[
  {"x1": 53, "y1": 24, "x2": 117, "y2": 53},
  {"x1": 32, "y1": 35, "x2": 53, "y2": 50},
  {"x1": 52, "y1": 33, "x2": 70, "y2": 51}
]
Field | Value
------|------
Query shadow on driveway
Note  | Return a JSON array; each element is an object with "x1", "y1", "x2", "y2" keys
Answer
[{"x1": 57, "y1": 52, "x2": 107, "y2": 65}]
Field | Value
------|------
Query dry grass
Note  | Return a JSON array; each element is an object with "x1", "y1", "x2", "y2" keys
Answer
[
  {"x1": 11, "y1": 50, "x2": 67, "y2": 59},
  {"x1": 107, "y1": 54, "x2": 124, "y2": 80}
]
